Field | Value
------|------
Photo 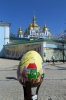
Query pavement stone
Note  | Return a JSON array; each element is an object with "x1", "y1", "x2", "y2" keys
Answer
[{"x1": 0, "y1": 58, "x2": 66, "y2": 100}]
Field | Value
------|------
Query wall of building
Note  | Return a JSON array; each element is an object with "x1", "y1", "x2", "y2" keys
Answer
[
  {"x1": 4, "y1": 26, "x2": 10, "y2": 45},
  {"x1": 5, "y1": 42, "x2": 42, "y2": 59},
  {"x1": 0, "y1": 25, "x2": 10, "y2": 57},
  {"x1": 0, "y1": 26, "x2": 5, "y2": 57},
  {"x1": 43, "y1": 42, "x2": 66, "y2": 61},
  {"x1": 5, "y1": 40, "x2": 66, "y2": 61},
  {"x1": 43, "y1": 48, "x2": 66, "y2": 61}
]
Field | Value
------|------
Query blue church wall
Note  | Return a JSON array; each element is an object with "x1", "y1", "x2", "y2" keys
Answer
[{"x1": 46, "y1": 44, "x2": 63, "y2": 49}]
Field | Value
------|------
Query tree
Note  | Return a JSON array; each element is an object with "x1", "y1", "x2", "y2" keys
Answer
[
  {"x1": 10, "y1": 33, "x2": 16, "y2": 37},
  {"x1": 56, "y1": 30, "x2": 66, "y2": 41},
  {"x1": 53, "y1": 30, "x2": 66, "y2": 63}
]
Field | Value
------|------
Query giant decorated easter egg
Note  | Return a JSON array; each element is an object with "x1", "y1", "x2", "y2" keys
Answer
[{"x1": 17, "y1": 50, "x2": 45, "y2": 86}]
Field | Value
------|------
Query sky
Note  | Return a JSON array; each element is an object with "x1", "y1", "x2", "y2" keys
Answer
[{"x1": 0, "y1": 0, "x2": 66, "y2": 37}]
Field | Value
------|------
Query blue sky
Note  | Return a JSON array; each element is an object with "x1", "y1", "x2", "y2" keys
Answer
[{"x1": 0, "y1": 0, "x2": 66, "y2": 36}]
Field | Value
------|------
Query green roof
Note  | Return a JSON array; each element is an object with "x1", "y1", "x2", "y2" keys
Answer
[
  {"x1": 5, "y1": 37, "x2": 66, "y2": 47},
  {"x1": 5, "y1": 38, "x2": 43, "y2": 46},
  {"x1": 10, "y1": 37, "x2": 66, "y2": 43}
]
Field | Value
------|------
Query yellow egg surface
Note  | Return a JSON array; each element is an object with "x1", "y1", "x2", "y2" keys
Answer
[{"x1": 17, "y1": 51, "x2": 45, "y2": 84}]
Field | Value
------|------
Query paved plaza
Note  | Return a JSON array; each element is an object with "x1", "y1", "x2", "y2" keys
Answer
[{"x1": 0, "y1": 58, "x2": 66, "y2": 100}]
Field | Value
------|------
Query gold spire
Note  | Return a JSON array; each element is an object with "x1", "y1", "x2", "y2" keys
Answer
[
  {"x1": 18, "y1": 27, "x2": 22, "y2": 34},
  {"x1": 27, "y1": 15, "x2": 39, "y2": 31},
  {"x1": 32, "y1": 15, "x2": 39, "y2": 28},
  {"x1": 28, "y1": 23, "x2": 33, "y2": 30},
  {"x1": 42, "y1": 24, "x2": 49, "y2": 31},
  {"x1": 32, "y1": 15, "x2": 36, "y2": 23}
]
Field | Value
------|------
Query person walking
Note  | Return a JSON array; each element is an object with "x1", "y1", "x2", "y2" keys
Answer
[{"x1": 52, "y1": 55, "x2": 55, "y2": 64}]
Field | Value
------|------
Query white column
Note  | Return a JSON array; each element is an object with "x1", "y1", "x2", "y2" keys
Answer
[
  {"x1": 41, "y1": 42, "x2": 44, "y2": 60},
  {"x1": 43, "y1": 42, "x2": 46, "y2": 47},
  {"x1": 21, "y1": 34, "x2": 23, "y2": 38},
  {"x1": 4, "y1": 26, "x2": 10, "y2": 45}
]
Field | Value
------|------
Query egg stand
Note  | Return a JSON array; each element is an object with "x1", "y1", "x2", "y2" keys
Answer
[{"x1": 20, "y1": 80, "x2": 42, "y2": 100}]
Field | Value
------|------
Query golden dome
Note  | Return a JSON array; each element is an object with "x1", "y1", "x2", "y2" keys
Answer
[
  {"x1": 18, "y1": 27, "x2": 22, "y2": 34},
  {"x1": 28, "y1": 23, "x2": 33, "y2": 30},
  {"x1": 32, "y1": 22, "x2": 39, "y2": 28},
  {"x1": 42, "y1": 24, "x2": 49, "y2": 31},
  {"x1": 32, "y1": 15, "x2": 38, "y2": 28}
]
